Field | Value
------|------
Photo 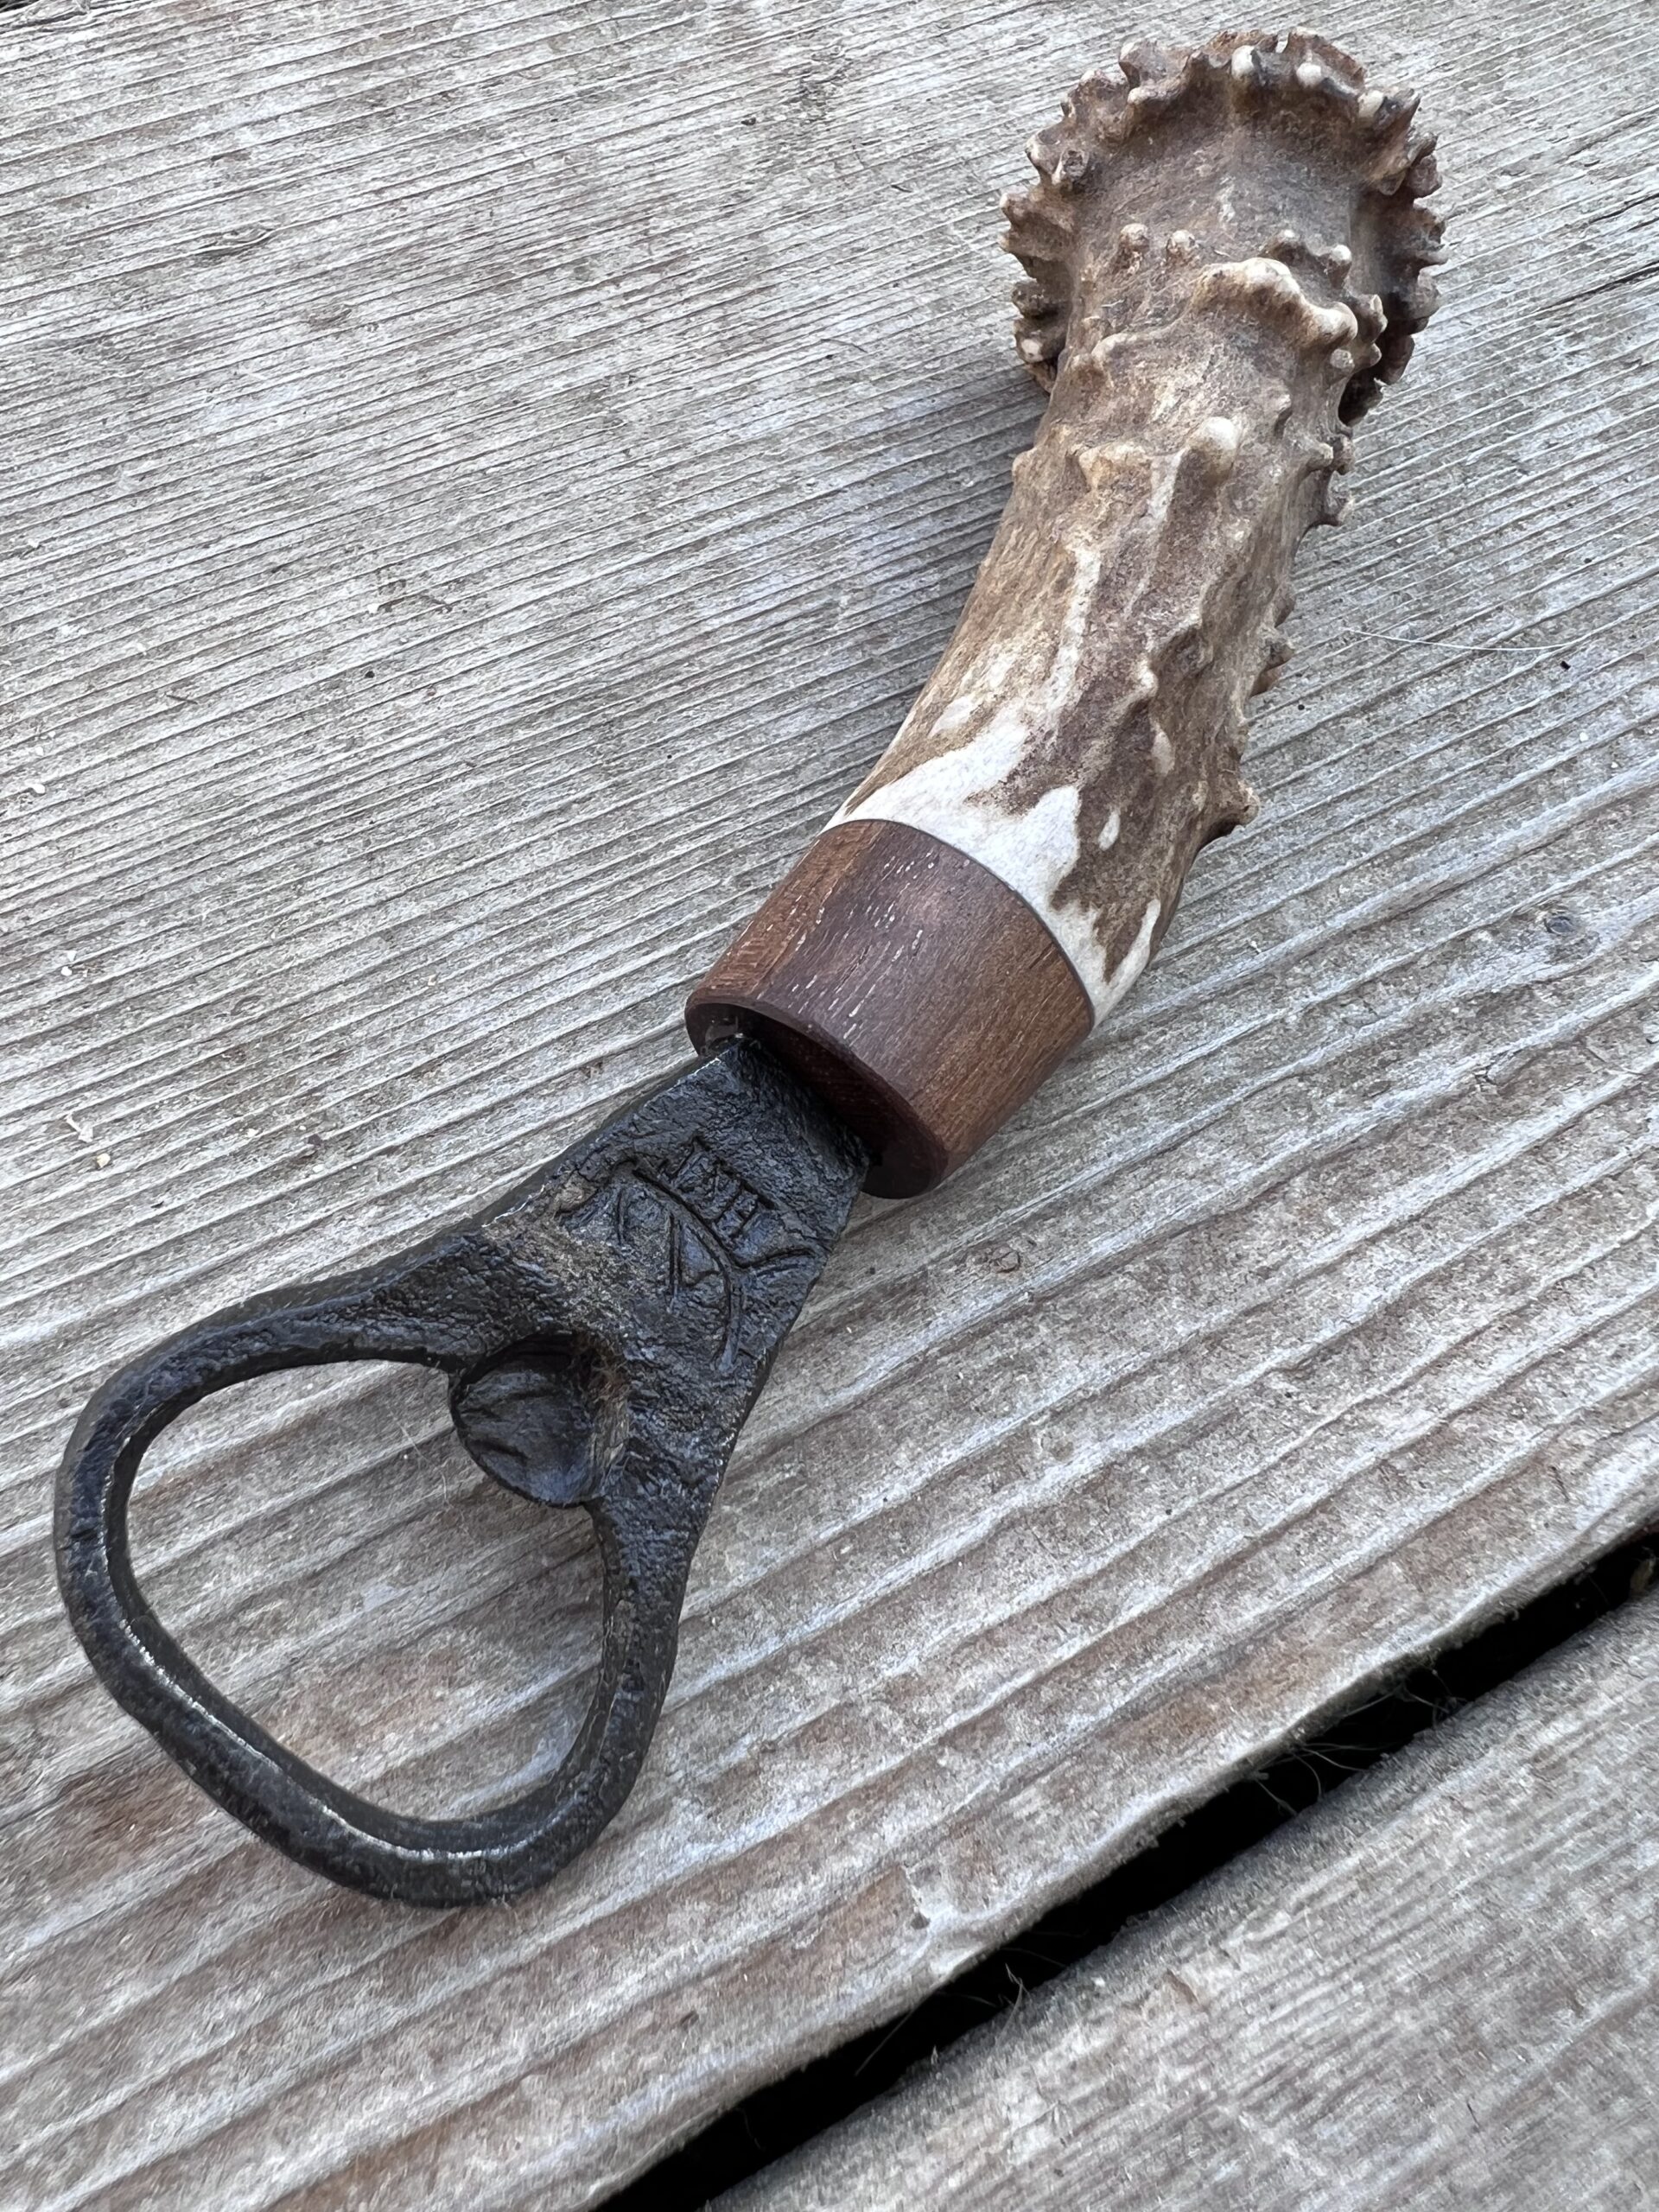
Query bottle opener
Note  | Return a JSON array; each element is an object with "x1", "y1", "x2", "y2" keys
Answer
[{"x1": 57, "y1": 30, "x2": 1443, "y2": 1904}]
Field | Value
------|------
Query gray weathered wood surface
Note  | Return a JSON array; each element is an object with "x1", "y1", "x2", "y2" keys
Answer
[
  {"x1": 728, "y1": 1589, "x2": 1659, "y2": 2212},
  {"x1": 2, "y1": 0, "x2": 1656, "y2": 2204}
]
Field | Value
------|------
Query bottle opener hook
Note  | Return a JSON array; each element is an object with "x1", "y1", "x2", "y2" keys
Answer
[{"x1": 58, "y1": 1046, "x2": 864, "y2": 1904}]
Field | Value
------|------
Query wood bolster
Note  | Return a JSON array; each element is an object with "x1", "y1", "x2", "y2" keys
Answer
[{"x1": 685, "y1": 818, "x2": 1092, "y2": 1198}]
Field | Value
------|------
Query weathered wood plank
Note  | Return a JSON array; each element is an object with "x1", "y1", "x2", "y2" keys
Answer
[
  {"x1": 728, "y1": 1589, "x2": 1659, "y2": 2212},
  {"x1": 2, "y1": 0, "x2": 1656, "y2": 2204}
]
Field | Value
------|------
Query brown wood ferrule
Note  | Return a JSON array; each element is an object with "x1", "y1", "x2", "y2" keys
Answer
[{"x1": 686, "y1": 819, "x2": 1091, "y2": 1198}]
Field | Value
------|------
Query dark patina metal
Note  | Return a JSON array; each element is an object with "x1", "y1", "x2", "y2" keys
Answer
[{"x1": 56, "y1": 1042, "x2": 865, "y2": 1906}]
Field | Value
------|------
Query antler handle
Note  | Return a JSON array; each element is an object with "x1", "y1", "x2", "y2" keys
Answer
[{"x1": 690, "y1": 31, "x2": 1443, "y2": 1194}]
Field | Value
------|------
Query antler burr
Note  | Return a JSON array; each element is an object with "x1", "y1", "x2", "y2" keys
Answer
[{"x1": 690, "y1": 29, "x2": 1443, "y2": 1193}]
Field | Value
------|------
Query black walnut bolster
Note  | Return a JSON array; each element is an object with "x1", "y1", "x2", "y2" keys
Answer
[{"x1": 686, "y1": 819, "x2": 1093, "y2": 1197}]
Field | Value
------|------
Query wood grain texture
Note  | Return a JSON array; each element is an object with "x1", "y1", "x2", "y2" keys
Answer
[
  {"x1": 728, "y1": 1590, "x2": 1659, "y2": 2212},
  {"x1": 2, "y1": 0, "x2": 1656, "y2": 2206},
  {"x1": 688, "y1": 820, "x2": 1093, "y2": 1195}
]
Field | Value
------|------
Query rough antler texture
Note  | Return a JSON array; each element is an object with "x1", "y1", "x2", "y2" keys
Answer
[
  {"x1": 692, "y1": 32, "x2": 1443, "y2": 1192},
  {"x1": 831, "y1": 29, "x2": 1442, "y2": 1014}
]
